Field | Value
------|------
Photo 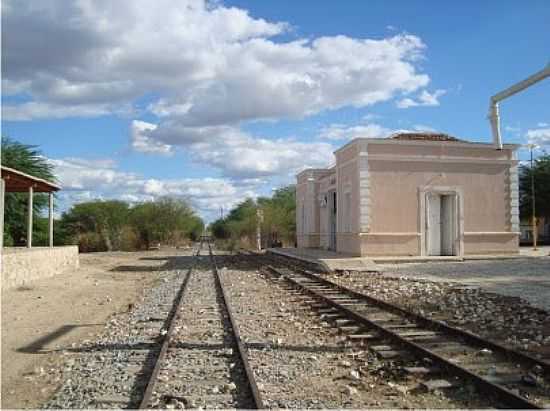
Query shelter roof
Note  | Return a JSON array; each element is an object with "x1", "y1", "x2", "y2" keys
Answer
[{"x1": 1, "y1": 166, "x2": 60, "y2": 193}]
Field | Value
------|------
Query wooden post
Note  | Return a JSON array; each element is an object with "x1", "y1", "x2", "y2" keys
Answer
[
  {"x1": 0, "y1": 179, "x2": 5, "y2": 250},
  {"x1": 49, "y1": 192, "x2": 54, "y2": 247},
  {"x1": 27, "y1": 185, "x2": 33, "y2": 248}
]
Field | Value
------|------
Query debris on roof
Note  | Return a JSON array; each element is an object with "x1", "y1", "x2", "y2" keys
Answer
[{"x1": 390, "y1": 132, "x2": 463, "y2": 142}]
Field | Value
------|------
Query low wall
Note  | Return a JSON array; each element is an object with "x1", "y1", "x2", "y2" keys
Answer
[{"x1": 2, "y1": 246, "x2": 79, "y2": 289}]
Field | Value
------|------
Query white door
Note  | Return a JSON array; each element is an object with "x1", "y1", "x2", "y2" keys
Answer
[
  {"x1": 441, "y1": 195, "x2": 456, "y2": 256},
  {"x1": 426, "y1": 193, "x2": 441, "y2": 256}
]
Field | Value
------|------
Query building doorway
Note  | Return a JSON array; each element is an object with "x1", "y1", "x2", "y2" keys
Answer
[
  {"x1": 426, "y1": 192, "x2": 458, "y2": 256},
  {"x1": 328, "y1": 191, "x2": 337, "y2": 251}
]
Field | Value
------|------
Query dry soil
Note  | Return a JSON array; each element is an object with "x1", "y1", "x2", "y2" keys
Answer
[{"x1": 1, "y1": 249, "x2": 186, "y2": 409}]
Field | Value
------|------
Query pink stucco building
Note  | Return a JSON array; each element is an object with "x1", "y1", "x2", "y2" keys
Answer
[{"x1": 296, "y1": 133, "x2": 519, "y2": 257}]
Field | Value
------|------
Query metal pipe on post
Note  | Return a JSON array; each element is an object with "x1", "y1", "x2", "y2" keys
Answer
[
  {"x1": 488, "y1": 63, "x2": 550, "y2": 149},
  {"x1": 27, "y1": 185, "x2": 33, "y2": 248},
  {"x1": 49, "y1": 192, "x2": 54, "y2": 247}
]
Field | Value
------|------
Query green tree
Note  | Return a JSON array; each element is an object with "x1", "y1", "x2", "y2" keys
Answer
[
  {"x1": 1, "y1": 137, "x2": 57, "y2": 246},
  {"x1": 261, "y1": 185, "x2": 296, "y2": 246},
  {"x1": 60, "y1": 200, "x2": 130, "y2": 251},
  {"x1": 519, "y1": 153, "x2": 550, "y2": 221},
  {"x1": 130, "y1": 197, "x2": 203, "y2": 249}
]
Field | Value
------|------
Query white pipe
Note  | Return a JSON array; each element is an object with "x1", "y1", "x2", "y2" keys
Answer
[
  {"x1": 489, "y1": 63, "x2": 550, "y2": 150},
  {"x1": 488, "y1": 101, "x2": 502, "y2": 150}
]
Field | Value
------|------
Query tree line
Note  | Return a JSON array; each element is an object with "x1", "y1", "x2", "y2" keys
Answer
[
  {"x1": 57, "y1": 198, "x2": 203, "y2": 252},
  {"x1": 2, "y1": 137, "x2": 203, "y2": 251}
]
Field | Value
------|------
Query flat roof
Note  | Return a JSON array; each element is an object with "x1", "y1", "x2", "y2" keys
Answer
[{"x1": 1, "y1": 166, "x2": 61, "y2": 193}]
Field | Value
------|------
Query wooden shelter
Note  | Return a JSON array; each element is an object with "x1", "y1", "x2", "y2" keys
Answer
[{"x1": 1, "y1": 166, "x2": 61, "y2": 248}]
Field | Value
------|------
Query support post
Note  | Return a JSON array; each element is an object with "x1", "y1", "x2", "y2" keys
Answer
[
  {"x1": 256, "y1": 208, "x2": 263, "y2": 251},
  {"x1": 0, "y1": 178, "x2": 5, "y2": 250},
  {"x1": 530, "y1": 146, "x2": 537, "y2": 250},
  {"x1": 49, "y1": 192, "x2": 54, "y2": 247},
  {"x1": 27, "y1": 185, "x2": 33, "y2": 248}
]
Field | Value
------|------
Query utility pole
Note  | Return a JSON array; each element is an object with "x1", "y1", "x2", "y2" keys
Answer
[
  {"x1": 528, "y1": 144, "x2": 538, "y2": 250},
  {"x1": 256, "y1": 208, "x2": 263, "y2": 251}
]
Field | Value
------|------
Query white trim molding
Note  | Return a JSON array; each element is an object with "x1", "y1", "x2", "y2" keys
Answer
[
  {"x1": 359, "y1": 232, "x2": 420, "y2": 236},
  {"x1": 367, "y1": 154, "x2": 517, "y2": 165},
  {"x1": 464, "y1": 231, "x2": 520, "y2": 236},
  {"x1": 358, "y1": 150, "x2": 370, "y2": 233},
  {"x1": 508, "y1": 162, "x2": 520, "y2": 233}
]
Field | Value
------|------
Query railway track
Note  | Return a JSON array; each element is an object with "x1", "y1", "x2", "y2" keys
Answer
[
  {"x1": 264, "y1": 263, "x2": 550, "y2": 409},
  {"x1": 138, "y1": 241, "x2": 262, "y2": 408}
]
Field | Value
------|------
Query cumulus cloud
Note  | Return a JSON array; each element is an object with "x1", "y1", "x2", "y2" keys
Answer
[
  {"x1": 132, "y1": 122, "x2": 335, "y2": 177},
  {"x1": 526, "y1": 127, "x2": 550, "y2": 147},
  {"x1": 1, "y1": 102, "x2": 126, "y2": 121},
  {"x1": 131, "y1": 120, "x2": 174, "y2": 156},
  {"x1": 318, "y1": 121, "x2": 439, "y2": 141},
  {"x1": 3, "y1": 0, "x2": 430, "y2": 124},
  {"x1": 396, "y1": 89, "x2": 446, "y2": 109},
  {"x1": 50, "y1": 156, "x2": 263, "y2": 221},
  {"x1": 319, "y1": 122, "x2": 391, "y2": 140}
]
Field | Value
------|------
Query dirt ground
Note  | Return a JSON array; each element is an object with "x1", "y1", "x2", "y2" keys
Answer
[{"x1": 1, "y1": 249, "x2": 185, "y2": 409}]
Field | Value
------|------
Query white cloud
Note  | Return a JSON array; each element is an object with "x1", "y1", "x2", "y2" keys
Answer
[
  {"x1": 412, "y1": 124, "x2": 437, "y2": 132},
  {"x1": 1, "y1": 102, "x2": 127, "y2": 121},
  {"x1": 526, "y1": 127, "x2": 550, "y2": 147},
  {"x1": 318, "y1": 121, "x2": 439, "y2": 141},
  {"x1": 537, "y1": 122, "x2": 548, "y2": 127},
  {"x1": 396, "y1": 89, "x2": 446, "y2": 108},
  {"x1": 132, "y1": 122, "x2": 335, "y2": 177},
  {"x1": 3, "y1": 0, "x2": 430, "y2": 124},
  {"x1": 319, "y1": 123, "x2": 391, "y2": 140},
  {"x1": 131, "y1": 120, "x2": 174, "y2": 156}
]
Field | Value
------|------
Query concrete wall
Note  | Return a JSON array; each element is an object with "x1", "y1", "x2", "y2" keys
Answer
[
  {"x1": 318, "y1": 172, "x2": 335, "y2": 249},
  {"x1": 296, "y1": 169, "x2": 329, "y2": 248},
  {"x1": 364, "y1": 141, "x2": 518, "y2": 256},
  {"x1": 335, "y1": 142, "x2": 362, "y2": 255},
  {"x1": 1, "y1": 246, "x2": 79, "y2": 289}
]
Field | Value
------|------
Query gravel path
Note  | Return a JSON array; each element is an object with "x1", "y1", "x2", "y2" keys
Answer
[
  {"x1": 44, "y1": 254, "x2": 195, "y2": 408},
  {"x1": 380, "y1": 257, "x2": 550, "y2": 311},
  {"x1": 145, "y1": 255, "x2": 255, "y2": 409}
]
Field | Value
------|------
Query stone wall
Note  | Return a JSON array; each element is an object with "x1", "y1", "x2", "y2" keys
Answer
[{"x1": 1, "y1": 246, "x2": 79, "y2": 289}]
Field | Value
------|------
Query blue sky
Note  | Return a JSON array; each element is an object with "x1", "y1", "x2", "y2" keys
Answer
[{"x1": 2, "y1": 0, "x2": 549, "y2": 221}]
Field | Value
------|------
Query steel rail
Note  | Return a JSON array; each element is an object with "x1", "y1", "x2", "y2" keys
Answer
[
  {"x1": 266, "y1": 265, "x2": 544, "y2": 409},
  {"x1": 207, "y1": 242, "x2": 265, "y2": 409},
  {"x1": 138, "y1": 241, "x2": 203, "y2": 409},
  {"x1": 294, "y1": 267, "x2": 550, "y2": 375}
]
